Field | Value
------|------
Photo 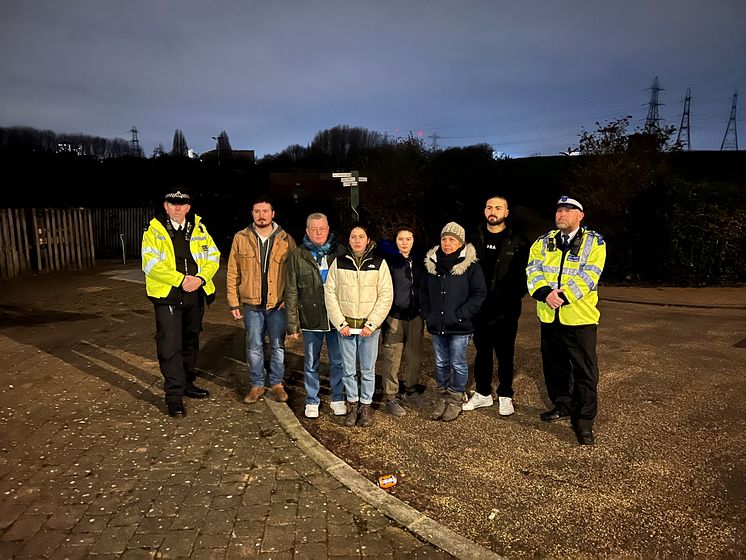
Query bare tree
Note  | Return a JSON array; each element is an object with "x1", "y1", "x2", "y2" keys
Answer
[
  {"x1": 310, "y1": 125, "x2": 387, "y2": 166},
  {"x1": 568, "y1": 116, "x2": 680, "y2": 279},
  {"x1": 217, "y1": 130, "x2": 232, "y2": 152},
  {"x1": 171, "y1": 129, "x2": 189, "y2": 157}
]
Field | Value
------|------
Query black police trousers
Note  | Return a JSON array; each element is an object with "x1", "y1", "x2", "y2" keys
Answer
[
  {"x1": 540, "y1": 322, "x2": 599, "y2": 428},
  {"x1": 153, "y1": 298, "x2": 204, "y2": 405}
]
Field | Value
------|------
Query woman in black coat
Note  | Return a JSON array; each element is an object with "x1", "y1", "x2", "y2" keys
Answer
[
  {"x1": 420, "y1": 222, "x2": 486, "y2": 422},
  {"x1": 378, "y1": 225, "x2": 425, "y2": 415}
]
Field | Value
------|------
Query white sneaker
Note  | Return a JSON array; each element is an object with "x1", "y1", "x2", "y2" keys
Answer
[
  {"x1": 329, "y1": 400, "x2": 347, "y2": 416},
  {"x1": 498, "y1": 397, "x2": 515, "y2": 416},
  {"x1": 462, "y1": 392, "x2": 493, "y2": 411},
  {"x1": 304, "y1": 404, "x2": 319, "y2": 418}
]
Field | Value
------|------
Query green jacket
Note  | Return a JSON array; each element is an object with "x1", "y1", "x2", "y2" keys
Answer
[
  {"x1": 285, "y1": 242, "x2": 346, "y2": 334},
  {"x1": 526, "y1": 227, "x2": 606, "y2": 325},
  {"x1": 141, "y1": 214, "x2": 220, "y2": 299}
]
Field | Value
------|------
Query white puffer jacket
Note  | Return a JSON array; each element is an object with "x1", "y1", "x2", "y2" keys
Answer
[{"x1": 324, "y1": 243, "x2": 393, "y2": 332}]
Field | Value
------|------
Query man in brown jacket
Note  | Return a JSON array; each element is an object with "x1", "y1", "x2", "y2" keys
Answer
[{"x1": 227, "y1": 196, "x2": 296, "y2": 404}]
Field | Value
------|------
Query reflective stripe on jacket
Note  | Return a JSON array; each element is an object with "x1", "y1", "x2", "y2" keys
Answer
[
  {"x1": 526, "y1": 227, "x2": 606, "y2": 325},
  {"x1": 141, "y1": 214, "x2": 220, "y2": 298}
]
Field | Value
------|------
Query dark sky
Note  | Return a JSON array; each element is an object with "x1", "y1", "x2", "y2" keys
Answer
[{"x1": 1, "y1": 0, "x2": 744, "y2": 157}]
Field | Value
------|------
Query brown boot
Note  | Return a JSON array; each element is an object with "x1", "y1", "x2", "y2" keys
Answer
[
  {"x1": 356, "y1": 404, "x2": 374, "y2": 427},
  {"x1": 345, "y1": 402, "x2": 359, "y2": 427},
  {"x1": 430, "y1": 390, "x2": 448, "y2": 420},
  {"x1": 270, "y1": 383, "x2": 289, "y2": 402},
  {"x1": 243, "y1": 386, "x2": 265, "y2": 404},
  {"x1": 441, "y1": 391, "x2": 464, "y2": 422}
]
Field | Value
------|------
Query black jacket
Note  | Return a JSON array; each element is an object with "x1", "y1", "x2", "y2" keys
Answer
[
  {"x1": 284, "y1": 241, "x2": 346, "y2": 334},
  {"x1": 378, "y1": 240, "x2": 424, "y2": 320},
  {"x1": 470, "y1": 224, "x2": 529, "y2": 320},
  {"x1": 420, "y1": 244, "x2": 487, "y2": 335}
]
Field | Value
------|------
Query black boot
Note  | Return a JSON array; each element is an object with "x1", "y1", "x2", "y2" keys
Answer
[
  {"x1": 345, "y1": 402, "x2": 359, "y2": 427},
  {"x1": 184, "y1": 384, "x2": 210, "y2": 399},
  {"x1": 356, "y1": 404, "x2": 374, "y2": 427},
  {"x1": 167, "y1": 400, "x2": 186, "y2": 418}
]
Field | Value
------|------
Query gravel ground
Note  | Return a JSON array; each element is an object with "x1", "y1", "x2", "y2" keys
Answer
[
  {"x1": 282, "y1": 295, "x2": 746, "y2": 559},
  {"x1": 4, "y1": 265, "x2": 741, "y2": 558}
]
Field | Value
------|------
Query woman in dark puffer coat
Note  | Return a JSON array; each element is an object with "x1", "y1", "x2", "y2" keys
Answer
[{"x1": 420, "y1": 222, "x2": 486, "y2": 422}]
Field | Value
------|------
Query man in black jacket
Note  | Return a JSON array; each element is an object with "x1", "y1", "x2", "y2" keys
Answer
[
  {"x1": 464, "y1": 194, "x2": 529, "y2": 416},
  {"x1": 285, "y1": 213, "x2": 347, "y2": 418}
]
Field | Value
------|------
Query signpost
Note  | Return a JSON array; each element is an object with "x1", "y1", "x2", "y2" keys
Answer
[{"x1": 332, "y1": 170, "x2": 367, "y2": 221}]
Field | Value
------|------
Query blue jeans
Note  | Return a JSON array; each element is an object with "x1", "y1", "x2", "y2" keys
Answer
[
  {"x1": 431, "y1": 334, "x2": 470, "y2": 393},
  {"x1": 242, "y1": 306, "x2": 286, "y2": 386},
  {"x1": 302, "y1": 330, "x2": 345, "y2": 405},
  {"x1": 338, "y1": 330, "x2": 381, "y2": 405}
]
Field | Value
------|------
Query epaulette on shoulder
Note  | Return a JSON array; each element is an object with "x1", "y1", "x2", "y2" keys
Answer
[
  {"x1": 585, "y1": 229, "x2": 605, "y2": 245},
  {"x1": 536, "y1": 230, "x2": 559, "y2": 242}
]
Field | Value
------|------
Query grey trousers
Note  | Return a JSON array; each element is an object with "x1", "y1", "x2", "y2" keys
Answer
[{"x1": 380, "y1": 315, "x2": 424, "y2": 398}]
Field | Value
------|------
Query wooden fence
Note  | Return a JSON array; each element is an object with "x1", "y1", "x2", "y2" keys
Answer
[
  {"x1": 1, "y1": 207, "x2": 158, "y2": 279},
  {"x1": 91, "y1": 208, "x2": 153, "y2": 261},
  {"x1": 0, "y1": 208, "x2": 96, "y2": 279},
  {"x1": 0, "y1": 209, "x2": 32, "y2": 279}
]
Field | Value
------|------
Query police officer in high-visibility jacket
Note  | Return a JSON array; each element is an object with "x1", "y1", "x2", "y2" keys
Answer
[
  {"x1": 526, "y1": 196, "x2": 606, "y2": 445},
  {"x1": 142, "y1": 189, "x2": 220, "y2": 417}
]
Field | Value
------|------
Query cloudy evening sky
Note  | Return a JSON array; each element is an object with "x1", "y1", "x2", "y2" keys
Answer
[{"x1": 1, "y1": 0, "x2": 744, "y2": 157}]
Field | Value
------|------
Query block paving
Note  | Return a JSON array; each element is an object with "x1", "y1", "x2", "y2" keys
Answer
[{"x1": 0, "y1": 265, "x2": 452, "y2": 559}]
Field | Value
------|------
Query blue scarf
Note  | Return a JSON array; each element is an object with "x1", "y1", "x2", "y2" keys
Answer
[{"x1": 304, "y1": 233, "x2": 336, "y2": 264}]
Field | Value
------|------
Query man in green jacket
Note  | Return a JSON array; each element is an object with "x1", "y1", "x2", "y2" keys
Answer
[
  {"x1": 141, "y1": 189, "x2": 220, "y2": 417},
  {"x1": 285, "y1": 213, "x2": 347, "y2": 418}
]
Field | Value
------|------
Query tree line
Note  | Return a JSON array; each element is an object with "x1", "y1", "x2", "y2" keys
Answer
[
  {"x1": 0, "y1": 126, "x2": 135, "y2": 158},
  {"x1": 261, "y1": 121, "x2": 745, "y2": 286},
  {"x1": 0, "y1": 126, "x2": 236, "y2": 160},
  {"x1": 0, "y1": 121, "x2": 743, "y2": 285}
]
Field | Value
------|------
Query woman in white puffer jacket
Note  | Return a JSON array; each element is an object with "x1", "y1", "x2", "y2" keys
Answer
[{"x1": 324, "y1": 224, "x2": 393, "y2": 428}]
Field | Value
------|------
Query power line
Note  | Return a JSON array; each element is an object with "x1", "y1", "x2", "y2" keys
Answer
[
  {"x1": 385, "y1": 69, "x2": 744, "y2": 154},
  {"x1": 677, "y1": 88, "x2": 692, "y2": 150},
  {"x1": 721, "y1": 91, "x2": 739, "y2": 150},
  {"x1": 645, "y1": 76, "x2": 664, "y2": 128}
]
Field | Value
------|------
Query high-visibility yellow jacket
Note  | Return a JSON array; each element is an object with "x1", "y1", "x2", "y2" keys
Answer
[
  {"x1": 526, "y1": 227, "x2": 606, "y2": 325},
  {"x1": 141, "y1": 214, "x2": 220, "y2": 299}
]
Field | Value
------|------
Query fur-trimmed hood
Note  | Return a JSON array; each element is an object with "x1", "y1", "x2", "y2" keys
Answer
[{"x1": 424, "y1": 243, "x2": 478, "y2": 276}]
